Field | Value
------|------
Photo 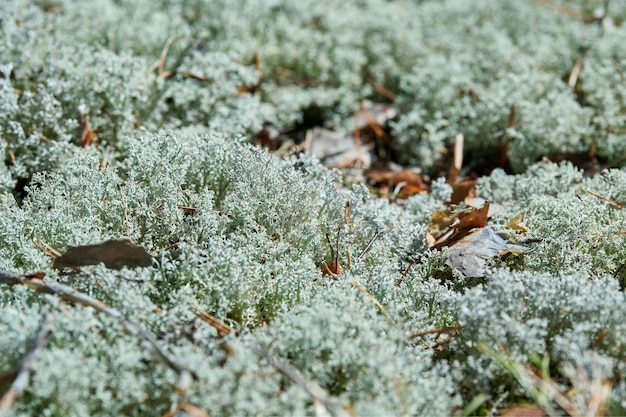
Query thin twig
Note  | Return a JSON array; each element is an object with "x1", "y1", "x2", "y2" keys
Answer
[
  {"x1": 0, "y1": 313, "x2": 55, "y2": 411},
  {"x1": 193, "y1": 304, "x2": 233, "y2": 338},
  {"x1": 585, "y1": 189, "x2": 624, "y2": 209},
  {"x1": 33, "y1": 237, "x2": 62, "y2": 258},
  {"x1": 255, "y1": 345, "x2": 351, "y2": 417},
  {"x1": 354, "y1": 226, "x2": 384, "y2": 265},
  {"x1": 0, "y1": 270, "x2": 194, "y2": 393}
]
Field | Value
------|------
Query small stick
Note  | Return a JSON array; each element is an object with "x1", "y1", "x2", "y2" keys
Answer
[
  {"x1": 193, "y1": 304, "x2": 233, "y2": 338},
  {"x1": 585, "y1": 189, "x2": 624, "y2": 209},
  {"x1": 454, "y1": 133, "x2": 464, "y2": 171},
  {"x1": 361, "y1": 101, "x2": 386, "y2": 138},
  {"x1": 354, "y1": 226, "x2": 384, "y2": 265},
  {"x1": 33, "y1": 237, "x2": 62, "y2": 258},
  {"x1": 0, "y1": 270, "x2": 194, "y2": 393},
  {"x1": 0, "y1": 313, "x2": 55, "y2": 411},
  {"x1": 37, "y1": 133, "x2": 53, "y2": 144},
  {"x1": 255, "y1": 345, "x2": 351, "y2": 417}
]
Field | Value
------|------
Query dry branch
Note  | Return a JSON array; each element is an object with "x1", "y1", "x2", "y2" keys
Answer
[
  {"x1": 0, "y1": 313, "x2": 55, "y2": 411},
  {"x1": 0, "y1": 270, "x2": 194, "y2": 393}
]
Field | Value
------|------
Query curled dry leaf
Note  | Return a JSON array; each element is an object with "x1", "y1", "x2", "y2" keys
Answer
[
  {"x1": 446, "y1": 226, "x2": 531, "y2": 277},
  {"x1": 505, "y1": 213, "x2": 529, "y2": 233},
  {"x1": 53, "y1": 238, "x2": 153, "y2": 270},
  {"x1": 429, "y1": 202, "x2": 490, "y2": 249},
  {"x1": 366, "y1": 168, "x2": 428, "y2": 199}
]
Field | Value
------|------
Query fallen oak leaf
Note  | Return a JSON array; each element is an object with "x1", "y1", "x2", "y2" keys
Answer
[
  {"x1": 446, "y1": 226, "x2": 531, "y2": 277},
  {"x1": 430, "y1": 202, "x2": 490, "y2": 249},
  {"x1": 53, "y1": 238, "x2": 153, "y2": 270},
  {"x1": 453, "y1": 200, "x2": 489, "y2": 231}
]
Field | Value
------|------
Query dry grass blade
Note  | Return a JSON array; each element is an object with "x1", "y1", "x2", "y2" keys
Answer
[
  {"x1": 146, "y1": 34, "x2": 184, "y2": 75},
  {"x1": 351, "y1": 280, "x2": 396, "y2": 326},
  {"x1": 568, "y1": 58, "x2": 584, "y2": 90}
]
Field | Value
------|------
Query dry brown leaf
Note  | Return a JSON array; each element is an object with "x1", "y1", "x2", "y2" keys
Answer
[
  {"x1": 450, "y1": 179, "x2": 477, "y2": 204},
  {"x1": 454, "y1": 201, "x2": 489, "y2": 231},
  {"x1": 428, "y1": 207, "x2": 459, "y2": 239},
  {"x1": 446, "y1": 226, "x2": 531, "y2": 277},
  {"x1": 430, "y1": 202, "x2": 490, "y2": 249},
  {"x1": 506, "y1": 213, "x2": 529, "y2": 233},
  {"x1": 366, "y1": 168, "x2": 428, "y2": 198},
  {"x1": 53, "y1": 238, "x2": 153, "y2": 270}
]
